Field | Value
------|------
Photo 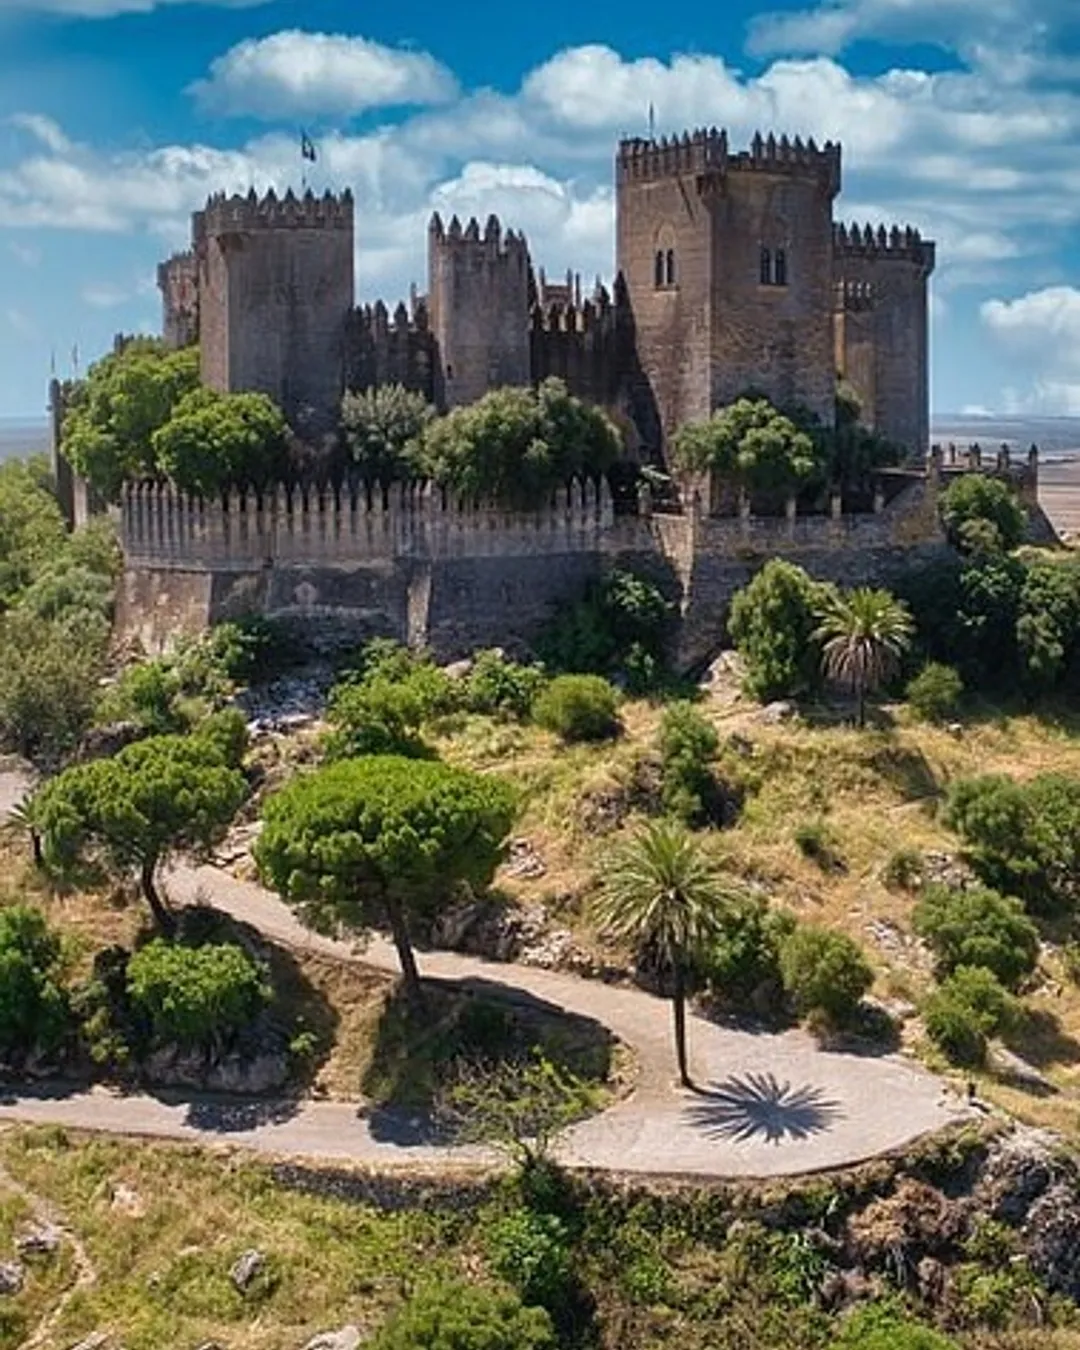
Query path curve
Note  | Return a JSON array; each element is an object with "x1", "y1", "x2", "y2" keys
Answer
[{"x1": 0, "y1": 770, "x2": 968, "y2": 1178}]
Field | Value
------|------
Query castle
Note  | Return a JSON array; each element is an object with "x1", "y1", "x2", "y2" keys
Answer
[{"x1": 157, "y1": 128, "x2": 935, "y2": 458}]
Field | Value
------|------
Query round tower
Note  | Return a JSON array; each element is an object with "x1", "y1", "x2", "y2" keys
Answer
[{"x1": 194, "y1": 187, "x2": 354, "y2": 435}]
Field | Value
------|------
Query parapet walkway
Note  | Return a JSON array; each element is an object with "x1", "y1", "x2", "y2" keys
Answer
[{"x1": 0, "y1": 768, "x2": 968, "y2": 1176}]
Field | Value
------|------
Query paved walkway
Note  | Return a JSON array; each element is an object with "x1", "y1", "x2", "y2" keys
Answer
[{"x1": 0, "y1": 770, "x2": 968, "y2": 1178}]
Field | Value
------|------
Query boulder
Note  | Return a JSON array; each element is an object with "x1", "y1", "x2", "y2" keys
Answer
[
  {"x1": 1024, "y1": 1180, "x2": 1080, "y2": 1299},
  {"x1": 756, "y1": 700, "x2": 797, "y2": 725},
  {"x1": 974, "y1": 1125, "x2": 1060, "y2": 1225},
  {"x1": 0, "y1": 1262, "x2": 24, "y2": 1295},
  {"x1": 230, "y1": 1248, "x2": 267, "y2": 1293},
  {"x1": 988, "y1": 1045, "x2": 1056, "y2": 1095},
  {"x1": 16, "y1": 1222, "x2": 61, "y2": 1257},
  {"x1": 303, "y1": 1328, "x2": 361, "y2": 1350}
]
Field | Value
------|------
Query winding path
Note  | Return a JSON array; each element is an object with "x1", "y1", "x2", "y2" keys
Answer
[{"x1": 0, "y1": 770, "x2": 968, "y2": 1178}]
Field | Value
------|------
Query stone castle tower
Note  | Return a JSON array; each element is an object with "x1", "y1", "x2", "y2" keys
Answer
[
  {"x1": 157, "y1": 130, "x2": 934, "y2": 459},
  {"x1": 427, "y1": 213, "x2": 531, "y2": 408},
  {"x1": 190, "y1": 188, "x2": 354, "y2": 434}
]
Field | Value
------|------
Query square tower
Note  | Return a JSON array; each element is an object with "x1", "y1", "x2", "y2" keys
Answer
[
  {"x1": 616, "y1": 130, "x2": 841, "y2": 452},
  {"x1": 194, "y1": 188, "x2": 354, "y2": 435}
]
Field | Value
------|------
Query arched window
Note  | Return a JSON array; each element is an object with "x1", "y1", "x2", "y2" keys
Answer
[
  {"x1": 665, "y1": 249, "x2": 676, "y2": 286},
  {"x1": 654, "y1": 251, "x2": 665, "y2": 288},
  {"x1": 759, "y1": 246, "x2": 772, "y2": 285},
  {"x1": 774, "y1": 248, "x2": 788, "y2": 286}
]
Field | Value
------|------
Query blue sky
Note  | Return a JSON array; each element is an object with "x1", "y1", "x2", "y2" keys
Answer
[{"x1": 1, "y1": 0, "x2": 1079, "y2": 420}]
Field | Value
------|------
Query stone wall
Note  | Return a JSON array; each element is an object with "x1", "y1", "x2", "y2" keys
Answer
[{"x1": 117, "y1": 472, "x2": 947, "y2": 665}]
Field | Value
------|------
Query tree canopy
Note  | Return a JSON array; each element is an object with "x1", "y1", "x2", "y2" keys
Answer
[
  {"x1": 340, "y1": 383, "x2": 435, "y2": 481},
  {"x1": 670, "y1": 398, "x2": 823, "y2": 496},
  {"x1": 0, "y1": 457, "x2": 69, "y2": 608},
  {"x1": 255, "y1": 755, "x2": 516, "y2": 1006},
  {"x1": 421, "y1": 378, "x2": 623, "y2": 509},
  {"x1": 151, "y1": 387, "x2": 288, "y2": 495},
  {"x1": 728, "y1": 559, "x2": 836, "y2": 703},
  {"x1": 815, "y1": 587, "x2": 914, "y2": 725},
  {"x1": 939, "y1": 474, "x2": 1027, "y2": 555}
]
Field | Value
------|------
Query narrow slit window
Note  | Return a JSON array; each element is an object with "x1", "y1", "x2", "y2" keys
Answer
[
  {"x1": 665, "y1": 249, "x2": 676, "y2": 286},
  {"x1": 759, "y1": 246, "x2": 772, "y2": 285},
  {"x1": 654, "y1": 251, "x2": 665, "y2": 287},
  {"x1": 774, "y1": 249, "x2": 788, "y2": 286}
]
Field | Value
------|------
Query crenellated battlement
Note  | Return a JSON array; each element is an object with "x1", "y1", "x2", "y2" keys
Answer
[
  {"x1": 157, "y1": 251, "x2": 199, "y2": 349},
  {"x1": 352, "y1": 294, "x2": 430, "y2": 336},
  {"x1": 428, "y1": 212, "x2": 529, "y2": 258},
  {"x1": 195, "y1": 187, "x2": 354, "y2": 239},
  {"x1": 834, "y1": 222, "x2": 935, "y2": 270},
  {"x1": 618, "y1": 128, "x2": 841, "y2": 195},
  {"x1": 529, "y1": 287, "x2": 616, "y2": 335}
]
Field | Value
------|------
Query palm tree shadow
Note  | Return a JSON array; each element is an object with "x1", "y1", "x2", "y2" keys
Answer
[{"x1": 685, "y1": 1071, "x2": 843, "y2": 1145}]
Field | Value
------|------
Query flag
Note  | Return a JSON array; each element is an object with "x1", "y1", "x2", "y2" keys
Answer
[{"x1": 301, "y1": 131, "x2": 317, "y2": 163}]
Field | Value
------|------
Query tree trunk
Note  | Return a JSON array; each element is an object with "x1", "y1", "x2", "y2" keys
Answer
[
  {"x1": 385, "y1": 894, "x2": 425, "y2": 1012},
  {"x1": 672, "y1": 962, "x2": 693, "y2": 1090},
  {"x1": 29, "y1": 830, "x2": 43, "y2": 871},
  {"x1": 855, "y1": 679, "x2": 866, "y2": 728},
  {"x1": 140, "y1": 857, "x2": 176, "y2": 937}
]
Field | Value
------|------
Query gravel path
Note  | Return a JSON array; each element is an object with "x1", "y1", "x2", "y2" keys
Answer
[{"x1": 0, "y1": 771, "x2": 968, "y2": 1177}]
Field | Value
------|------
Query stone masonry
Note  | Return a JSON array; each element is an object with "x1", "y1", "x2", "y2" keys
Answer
[{"x1": 157, "y1": 128, "x2": 935, "y2": 461}]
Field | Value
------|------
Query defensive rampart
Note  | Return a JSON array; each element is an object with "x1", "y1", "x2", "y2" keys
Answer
[{"x1": 115, "y1": 470, "x2": 948, "y2": 666}]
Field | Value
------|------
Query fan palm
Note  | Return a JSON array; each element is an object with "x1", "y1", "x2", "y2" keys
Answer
[
  {"x1": 593, "y1": 820, "x2": 732, "y2": 1089},
  {"x1": 815, "y1": 587, "x2": 914, "y2": 726},
  {"x1": 5, "y1": 794, "x2": 43, "y2": 869}
]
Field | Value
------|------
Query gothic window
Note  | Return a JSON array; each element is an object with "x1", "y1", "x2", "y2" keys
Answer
[
  {"x1": 665, "y1": 249, "x2": 676, "y2": 286},
  {"x1": 654, "y1": 251, "x2": 665, "y2": 288},
  {"x1": 774, "y1": 248, "x2": 788, "y2": 286},
  {"x1": 759, "y1": 246, "x2": 772, "y2": 285}
]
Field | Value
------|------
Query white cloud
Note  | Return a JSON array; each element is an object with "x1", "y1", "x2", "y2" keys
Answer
[
  {"x1": 81, "y1": 282, "x2": 129, "y2": 308},
  {"x1": 9, "y1": 113, "x2": 72, "y2": 155},
  {"x1": 981, "y1": 287, "x2": 1080, "y2": 412},
  {"x1": 0, "y1": 0, "x2": 266, "y2": 15},
  {"x1": 190, "y1": 31, "x2": 458, "y2": 119}
]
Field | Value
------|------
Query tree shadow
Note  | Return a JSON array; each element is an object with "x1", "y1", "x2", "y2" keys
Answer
[
  {"x1": 684, "y1": 1071, "x2": 843, "y2": 1145},
  {"x1": 1004, "y1": 1008, "x2": 1080, "y2": 1071},
  {"x1": 180, "y1": 1092, "x2": 304, "y2": 1132},
  {"x1": 362, "y1": 975, "x2": 618, "y2": 1147}
]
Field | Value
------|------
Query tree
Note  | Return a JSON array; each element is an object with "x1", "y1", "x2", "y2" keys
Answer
[
  {"x1": 912, "y1": 884, "x2": 1040, "y2": 989},
  {"x1": 0, "y1": 906, "x2": 71, "y2": 1064},
  {"x1": 254, "y1": 756, "x2": 516, "y2": 1009},
  {"x1": 728, "y1": 560, "x2": 836, "y2": 702},
  {"x1": 658, "y1": 702, "x2": 722, "y2": 826},
  {"x1": 61, "y1": 340, "x2": 200, "y2": 499},
  {"x1": 593, "y1": 820, "x2": 733, "y2": 1088},
  {"x1": 531, "y1": 675, "x2": 619, "y2": 743},
  {"x1": 905, "y1": 662, "x2": 963, "y2": 724},
  {"x1": 778, "y1": 925, "x2": 873, "y2": 1027},
  {"x1": 340, "y1": 383, "x2": 435, "y2": 481},
  {"x1": 126, "y1": 939, "x2": 270, "y2": 1052},
  {"x1": 1016, "y1": 560, "x2": 1080, "y2": 696},
  {"x1": 370, "y1": 1281, "x2": 556, "y2": 1350},
  {"x1": 33, "y1": 730, "x2": 247, "y2": 934},
  {"x1": 151, "y1": 387, "x2": 289, "y2": 495},
  {"x1": 421, "y1": 378, "x2": 623, "y2": 509},
  {"x1": 814, "y1": 587, "x2": 913, "y2": 725},
  {"x1": 945, "y1": 773, "x2": 1080, "y2": 913},
  {"x1": 670, "y1": 397, "x2": 824, "y2": 497},
  {"x1": 0, "y1": 457, "x2": 68, "y2": 608},
  {"x1": 939, "y1": 475, "x2": 1026, "y2": 555}
]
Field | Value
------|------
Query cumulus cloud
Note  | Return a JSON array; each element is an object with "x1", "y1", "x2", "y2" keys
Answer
[
  {"x1": 981, "y1": 287, "x2": 1080, "y2": 412},
  {"x1": 9, "y1": 113, "x2": 72, "y2": 155},
  {"x1": 191, "y1": 31, "x2": 458, "y2": 119},
  {"x1": 2, "y1": 0, "x2": 265, "y2": 15}
]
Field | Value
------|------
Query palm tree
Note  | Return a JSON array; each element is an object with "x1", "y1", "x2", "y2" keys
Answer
[
  {"x1": 594, "y1": 820, "x2": 732, "y2": 1089},
  {"x1": 814, "y1": 587, "x2": 914, "y2": 726},
  {"x1": 5, "y1": 794, "x2": 43, "y2": 870}
]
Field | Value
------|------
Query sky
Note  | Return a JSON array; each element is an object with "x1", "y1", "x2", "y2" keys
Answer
[{"x1": 0, "y1": 0, "x2": 1079, "y2": 421}]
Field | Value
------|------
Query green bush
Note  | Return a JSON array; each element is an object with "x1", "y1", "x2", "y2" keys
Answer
[
  {"x1": 923, "y1": 966, "x2": 1017, "y2": 1067},
  {"x1": 906, "y1": 662, "x2": 963, "y2": 723},
  {"x1": 126, "y1": 940, "x2": 270, "y2": 1052},
  {"x1": 912, "y1": 885, "x2": 1039, "y2": 989},
  {"x1": 946, "y1": 773, "x2": 1080, "y2": 913},
  {"x1": 670, "y1": 397, "x2": 824, "y2": 497},
  {"x1": 882, "y1": 848, "x2": 925, "y2": 892},
  {"x1": 658, "y1": 701, "x2": 722, "y2": 825},
  {"x1": 939, "y1": 475, "x2": 1026, "y2": 555},
  {"x1": 463, "y1": 650, "x2": 547, "y2": 721},
  {"x1": 484, "y1": 1209, "x2": 572, "y2": 1309},
  {"x1": 831, "y1": 1300, "x2": 959, "y2": 1349},
  {"x1": 369, "y1": 1280, "x2": 556, "y2": 1350},
  {"x1": 536, "y1": 568, "x2": 673, "y2": 692},
  {"x1": 793, "y1": 819, "x2": 844, "y2": 872},
  {"x1": 698, "y1": 897, "x2": 796, "y2": 1018},
  {"x1": 779, "y1": 925, "x2": 873, "y2": 1026},
  {"x1": 324, "y1": 664, "x2": 459, "y2": 760},
  {"x1": 532, "y1": 675, "x2": 619, "y2": 743},
  {"x1": 0, "y1": 906, "x2": 71, "y2": 1063},
  {"x1": 728, "y1": 560, "x2": 835, "y2": 702}
]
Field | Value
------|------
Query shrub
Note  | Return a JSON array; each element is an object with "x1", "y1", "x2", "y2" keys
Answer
[
  {"x1": 882, "y1": 848, "x2": 925, "y2": 892},
  {"x1": 698, "y1": 896, "x2": 796, "y2": 1017},
  {"x1": 532, "y1": 675, "x2": 619, "y2": 743},
  {"x1": 464, "y1": 650, "x2": 547, "y2": 721},
  {"x1": 658, "y1": 701, "x2": 721, "y2": 825},
  {"x1": 1016, "y1": 560, "x2": 1080, "y2": 696},
  {"x1": 340, "y1": 383, "x2": 434, "y2": 481},
  {"x1": 940, "y1": 475, "x2": 1026, "y2": 555},
  {"x1": 906, "y1": 662, "x2": 963, "y2": 724},
  {"x1": 793, "y1": 819, "x2": 844, "y2": 872},
  {"x1": 536, "y1": 567, "x2": 673, "y2": 692},
  {"x1": 126, "y1": 939, "x2": 270, "y2": 1052},
  {"x1": 0, "y1": 906, "x2": 71, "y2": 1063},
  {"x1": 779, "y1": 925, "x2": 873, "y2": 1026},
  {"x1": 369, "y1": 1280, "x2": 556, "y2": 1350},
  {"x1": 484, "y1": 1209, "x2": 572, "y2": 1309},
  {"x1": 912, "y1": 885, "x2": 1039, "y2": 989},
  {"x1": 831, "y1": 1301, "x2": 959, "y2": 1349},
  {"x1": 923, "y1": 966, "x2": 1017, "y2": 1067},
  {"x1": 324, "y1": 665, "x2": 459, "y2": 759},
  {"x1": 946, "y1": 773, "x2": 1080, "y2": 913},
  {"x1": 728, "y1": 560, "x2": 835, "y2": 702}
]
